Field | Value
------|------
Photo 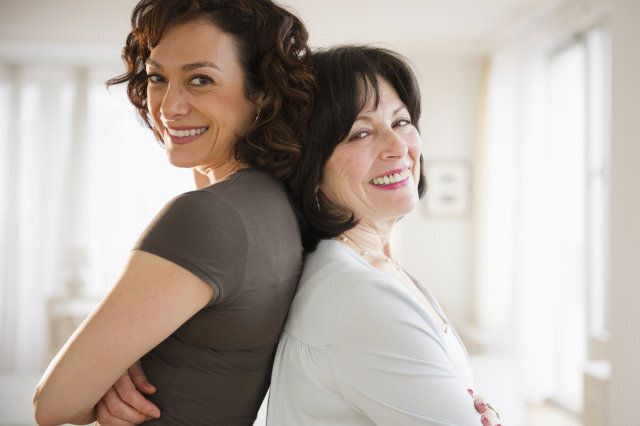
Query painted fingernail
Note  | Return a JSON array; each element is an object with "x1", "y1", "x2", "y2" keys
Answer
[
  {"x1": 468, "y1": 388, "x2": 474, "y2": 396},
  {"x1": 481, "y1": 414, "x2": 491, "y2": 425}
]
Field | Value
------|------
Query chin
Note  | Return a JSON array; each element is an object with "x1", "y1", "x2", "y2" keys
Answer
[
  {"x1": 165, "y1": 152, "x2": 200, "y2": 169},
  {"x1": 395, "y1": 198, "x2": 419, "y2": 217}
]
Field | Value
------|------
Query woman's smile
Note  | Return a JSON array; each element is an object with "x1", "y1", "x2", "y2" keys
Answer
[
  {"x1": 165, "y1": 125, "x2": 210, "y2": 145},
  {"x1": 369, "y1": 167, "x2": 412, "y2": 190}
]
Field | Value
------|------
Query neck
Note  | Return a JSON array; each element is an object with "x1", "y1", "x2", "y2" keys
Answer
[
  {"x1": 338, "y1": 218, "x2": 396, "y2": 260},
  {"x1": 194, "y1": 158, "x2": 248, "y2": 188}
]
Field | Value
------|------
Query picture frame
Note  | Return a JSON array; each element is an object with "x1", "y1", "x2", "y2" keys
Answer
[{"x1": 422, "y1": 160, "x2": 471, "y2": 218}]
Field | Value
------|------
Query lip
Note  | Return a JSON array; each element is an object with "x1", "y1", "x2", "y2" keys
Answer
[
  {"x1": 164, "y1": 126, "x2": 209, "y2": 145},
  {"x1": 371, "y1": 177, "x2": 410, "y2": 190},
  {"x1": 369, "y1": 167, "x2": 412, "y2": 190},
  {"x1": 166, "y1": 125, "x2": 208, "y2": 130},
  {"x1": 371, "y1": 168, "x2": 407, "y2": 180}
]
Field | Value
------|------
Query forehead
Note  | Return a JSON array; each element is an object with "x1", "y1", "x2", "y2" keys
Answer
[
  {"x1": 358, "y1": 77, "x2": 404, "y2": 115},
  {"x1": 149, "y1": 18, "x2": 238, "y2": 66}
]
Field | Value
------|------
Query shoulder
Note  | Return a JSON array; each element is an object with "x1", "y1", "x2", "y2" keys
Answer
[
  {"x1": 200, "y1": 168, "x2": 297, "y2": 229},
  {"x1": 284, "y1": 241, "x2": 426, "y2": 345},
  {"x1": 134, "y1": 190, "x2": 249, "y2": 305},
  {"x1": 166, "y1": 188, "x2": 239, "y2": 214},
  {"x1": 143, "y1": 189, "x2": 247, "y2": 243},
  {"x1": 203, "y1": 168, "x2": 289, "y2": 205}
]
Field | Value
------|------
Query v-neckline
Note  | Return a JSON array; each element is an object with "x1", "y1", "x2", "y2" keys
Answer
[{"x1": 328, "y1": 239, "x2": 450, "y2": 331}]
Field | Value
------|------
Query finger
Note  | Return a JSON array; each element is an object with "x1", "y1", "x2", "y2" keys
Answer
[
  {"x1": 129, "y1": 361, "x2": 156, "y2": 394},
  {"x1": 113, "y1": 374, "x2": 161, "y2": 419},
  {"x1": 474, "y1": 396, "x2": 488, "y2": 414},
  {"x1": 482, "y1": 408, "x2": 501, "y2": 426},
  {"x1": 103, "y1": 387, "x2": 152, "y2": 424},
  {"x1": 96, "y1": 399, "x2": 137, "y2": 426}
]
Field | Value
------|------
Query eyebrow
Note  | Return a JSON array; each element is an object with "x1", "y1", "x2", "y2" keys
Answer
[
  {"x1": 355, "y1": 105, "x2": 408, "y2": 122},
  {"x1": 145, "y1": 59, "x2": 221, "y2": 72}
]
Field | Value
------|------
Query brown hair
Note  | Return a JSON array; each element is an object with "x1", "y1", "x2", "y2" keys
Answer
[{"x1": 107, "y1": 0, "x2": 315, "y2": 179}]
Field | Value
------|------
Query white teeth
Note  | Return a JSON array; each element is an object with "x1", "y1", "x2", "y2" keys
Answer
[
  {"x1": 371, "y1": 169, "x2": 410, "y2": 186},
  {"x1": 167, "y1": 127, "x2": 208, "y2": 137}
]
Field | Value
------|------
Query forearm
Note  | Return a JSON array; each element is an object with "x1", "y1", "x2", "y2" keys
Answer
[
  {"x1": 41, "y1": 407, "x2": 96, "y2": 426},
  {"x1": 33, "y1": 335, "x2": 123, "y2": 425},
  {"x1": 34, "y1": 376, "x2": 97, "y2": 426},
  {"x1": 34, "y1": 396, "x2": 95, "y2": 426}
]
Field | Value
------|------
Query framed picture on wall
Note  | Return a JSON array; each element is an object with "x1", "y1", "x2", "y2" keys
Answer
[{"x1": 422, "y1": 160, "x2": 471, "y2": 218}]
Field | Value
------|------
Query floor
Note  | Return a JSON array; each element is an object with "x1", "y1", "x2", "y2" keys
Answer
[
  {"x1": 0, "y1": 373, "x2": 585, "y2": 426},
  {"x1": 526, "y1": 402, "x2": 583, "y2": 426}
]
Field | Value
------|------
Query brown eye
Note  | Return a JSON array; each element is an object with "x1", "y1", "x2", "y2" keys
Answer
[
  {"x1": 189, "y1": 75, "x2": 214, "y2": 86},
  {"x1": 147, "y1": 73, "x2": 166, "y2": 84},
  {"x1": 393, "y1": 118, "x2": 412, "y2": 128},
  {"x1": 349, "y1": 129, "x2": 370, "y2": 141}
]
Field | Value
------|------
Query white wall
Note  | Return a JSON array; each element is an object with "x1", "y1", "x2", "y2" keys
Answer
[
  {"x1": 400, "y1": 54, "x2": 484, "y2": 327},
  {"x1": 608, "y1": 0, "x2": 640, "y2": 423}
]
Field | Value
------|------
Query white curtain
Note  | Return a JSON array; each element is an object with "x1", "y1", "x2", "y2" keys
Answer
[
  {"x1": 0, "y1": 63, "x2": 192, "y2": 373},
  {"x1": 476, "y1": 0, "x2": 609, "y2": 410},
  {"x1": 0, "y1": 65, "x2": 76, "y2": 372}
]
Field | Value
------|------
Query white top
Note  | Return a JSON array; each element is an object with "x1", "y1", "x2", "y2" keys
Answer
[{"x1": 267, "y1": 240, "x2": 478, "y2": 425}]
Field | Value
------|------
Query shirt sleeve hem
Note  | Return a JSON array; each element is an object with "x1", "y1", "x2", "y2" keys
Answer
[{"x1": 132, "y1": 244, "x2": 221, "y2": 306}]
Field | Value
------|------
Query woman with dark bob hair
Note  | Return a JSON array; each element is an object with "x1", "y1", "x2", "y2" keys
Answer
[
  {"x1": 268, "y1": 46, "x2": 500, "y2": 425},
  {"x1": 33, "y1": 0, "x2": 314, "y2": 425}
]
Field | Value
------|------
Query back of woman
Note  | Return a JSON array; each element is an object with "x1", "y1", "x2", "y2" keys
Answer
[
  {"x1": 138, "y1": 169, "x2": 301, "y2": 423},
  {"x1": 268, "y1": 46, "x2": 498, "y2": 425},
  {"x1": 33, "y1": 1, "x2": 315, "y2": 425}
]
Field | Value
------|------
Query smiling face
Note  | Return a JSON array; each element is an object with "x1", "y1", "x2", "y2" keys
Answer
[
  {"x1": 319, "y1": 77, "x2": 422, "y2": 225},
  {"x1": 145, "y1": 18, "x2": 259, "y2": 172}
]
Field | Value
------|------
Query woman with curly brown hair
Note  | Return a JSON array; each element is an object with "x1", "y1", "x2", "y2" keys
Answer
[{"x1": 32, "y1": 1, "x2": 315, "y2": 425}]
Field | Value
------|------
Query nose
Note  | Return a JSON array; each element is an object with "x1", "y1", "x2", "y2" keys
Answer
[
  {"x1": 160, "y1": 83, "x2": 190, "y2": 122},
  {"x1": 379, "y1": 128, "x2": 409, "y2": 159}
]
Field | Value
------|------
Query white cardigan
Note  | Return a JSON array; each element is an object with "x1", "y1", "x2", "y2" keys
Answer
[{"x1": 267, "y1": 239, "x2": 478, "y2": 425}]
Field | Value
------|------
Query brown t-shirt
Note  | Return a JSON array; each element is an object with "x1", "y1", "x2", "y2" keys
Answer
[{"x1": 133, "y1": 168, "x2": 302, "y2": 425}]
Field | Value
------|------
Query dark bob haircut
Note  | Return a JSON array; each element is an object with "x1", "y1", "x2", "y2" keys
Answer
[
  {"x1": 287, "y1": 45, "x2": 427, "y2": 252},
  {"x1": 107, "y1": 0, "x2": 315, "y2": 179}
]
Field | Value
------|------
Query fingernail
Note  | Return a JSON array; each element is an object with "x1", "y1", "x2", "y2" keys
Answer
[
  {"x1": 150, "y1": 409, "x2": 161, "y2": 417},
  {"x1": 467, "y1": 388, "x2": 474, "y2": 396}
]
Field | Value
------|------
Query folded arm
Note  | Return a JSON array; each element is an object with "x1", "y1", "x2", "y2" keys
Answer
[{"x1": 33, "y1": 250, "x2": 215, "y2": 425}]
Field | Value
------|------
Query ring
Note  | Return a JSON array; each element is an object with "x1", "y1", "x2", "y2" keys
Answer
[{"x1": 486, "y1": 402, "x2": 501, "y2": 420}]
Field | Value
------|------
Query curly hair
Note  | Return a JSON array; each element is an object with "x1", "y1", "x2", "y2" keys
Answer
[
  {"x1": 287, "y1": 46, "x2": 427, "y2": 252},
  {"x1": 107, "y1": 0, "x2": 315, "y2": 179}
]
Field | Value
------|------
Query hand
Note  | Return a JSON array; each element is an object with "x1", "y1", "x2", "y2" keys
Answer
[
  {"x1": 95, "y1": 361, "x2": 161, "y2": 425},
  {"x1": 468, "y1": 389, "x2": 502, "y2": 426}
]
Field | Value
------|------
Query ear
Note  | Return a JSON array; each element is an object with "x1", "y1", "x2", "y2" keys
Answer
[{"x1": 251, "y1": 91, "x2": 269, "y2": 124}]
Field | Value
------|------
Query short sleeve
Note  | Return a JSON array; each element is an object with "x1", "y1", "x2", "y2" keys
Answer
[
  {"x1": 133, "y1": 191, "x2": 248, "y2": 306},
  {"x1": 327, "y1": 281, "x2": 479, "y2": 426}
]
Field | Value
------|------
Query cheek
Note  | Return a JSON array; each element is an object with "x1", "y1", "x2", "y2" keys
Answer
[
  {"x1": 212, "y1": 89, "x2": 255, "y2": 130},
  {"x1": 147, "y1": 90, "x2": 163, "y2": 125}
]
